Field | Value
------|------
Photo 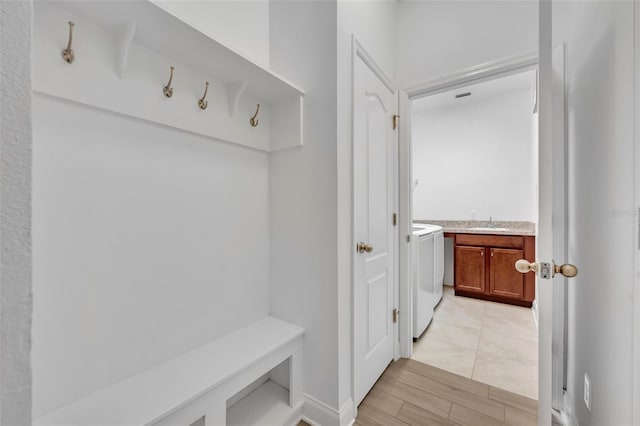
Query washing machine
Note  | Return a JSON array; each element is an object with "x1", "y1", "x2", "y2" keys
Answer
[{"x1": 412, "y1": 225, "x2": 435, "y2": 339}]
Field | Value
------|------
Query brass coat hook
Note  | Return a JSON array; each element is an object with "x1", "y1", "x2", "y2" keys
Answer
[
  {"x1": 198, "y1": 82, "x2": 209, "y2": 110},
  {"x1": 163, "y1": 66, "x2": 174, "y2": 98},
  {"x1": 62, "y1": 21, "x2": 75, "y2": 64},
  {"x1": 250, "y1": 104, "x2": 260, "y2": 127}
]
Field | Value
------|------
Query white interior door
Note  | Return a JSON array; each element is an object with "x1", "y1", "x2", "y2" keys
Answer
[
  {"x1": 353, "y1": 48, "x2": 397, "y2": 407},
  {"x1": 534, "y1": 2, "x2": 567, "y2": 422},
  {"x1": 535, "y1": 0, "x2": 637, "y2": 424},
  {"x1": 550, "y1": 43, "x2": 567, "y2": 414}
]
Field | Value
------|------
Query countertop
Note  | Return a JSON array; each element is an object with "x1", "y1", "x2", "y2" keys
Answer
[{"x1": 414, "y1": 220, "x2": 536, "y2": 236}]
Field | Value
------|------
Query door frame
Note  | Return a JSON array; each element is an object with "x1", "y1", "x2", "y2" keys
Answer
[
  {"x1": 399, "y1": 50, "x2": 576, "y2": 420},
  {"x1": 351, "y1": 35, "x2": 399, "y2": 410},
  {"x1": 398, "y1": 50, "x2": 539, "y2": 358},
  {"x1": 634, "y1": 0, "x2": 640, "y2": 423}
]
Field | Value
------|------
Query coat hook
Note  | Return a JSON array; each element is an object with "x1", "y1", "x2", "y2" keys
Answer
[
  {"x1": 250, "y1": 104, "x2": 260, "y2": 127},
  {"x1": 163, "y1": 66, "x2": 174, "y2": 98},
  {"x1": 62, "y1": 21, "x2": 75, "y2": 64},
  {"x1": 198, "y1": 82, "x2": 209, "y2": 110}
]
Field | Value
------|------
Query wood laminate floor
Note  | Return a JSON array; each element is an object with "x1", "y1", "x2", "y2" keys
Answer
[{"x1": 299, "y1": 358, "x2": 537, "y2": 426}]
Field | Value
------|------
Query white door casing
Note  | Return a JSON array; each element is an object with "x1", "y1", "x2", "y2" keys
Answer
[
  {"x1": 353, "y1": 38, "x2": 398, "y2": 407},
  {"x1": 635, "y1": 1, "x2": 640, "y2": 423},
  {"x1": 398, "y1": 90, "x2": 413, "y2": 358}
]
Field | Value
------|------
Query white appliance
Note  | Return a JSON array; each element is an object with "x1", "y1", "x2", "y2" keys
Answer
[{"x1": 412, "y1": 225, "x2": 435, "y2": 339}]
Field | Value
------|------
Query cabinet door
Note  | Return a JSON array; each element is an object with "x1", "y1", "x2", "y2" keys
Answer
[
  {"x1": 455, "y1": 246, "x2": 485, "y2": 293},
  {"x1": 489, "y1": 248, "x2": 525, "y2": 299}
]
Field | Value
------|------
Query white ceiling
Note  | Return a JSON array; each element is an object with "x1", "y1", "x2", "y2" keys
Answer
[{"x1": 411, "y1": 69, "x2": 536, "y2": 111}]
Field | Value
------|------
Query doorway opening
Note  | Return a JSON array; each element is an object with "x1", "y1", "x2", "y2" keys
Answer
[{"x1": 404, "y1": 68, "x2": 540, "y2": 401}]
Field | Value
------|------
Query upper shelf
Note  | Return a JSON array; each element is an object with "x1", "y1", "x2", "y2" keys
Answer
[
  {"x1": 54, "y1": 0, "x2": 304, "y2": 103},
  {"x1": 34, "y1": 1, "x2": 304, "y2": 152}
]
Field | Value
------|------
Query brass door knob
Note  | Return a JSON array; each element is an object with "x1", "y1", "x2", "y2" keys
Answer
[
  {"x1": 515, "y1": 259, "x2": 538, "y2": 273},
  {"x1": 554, "y1": 262, "x2": 578, "y2": 278},
  {"x1": 515, "y1": 259, "x2": 578, "y2": 278},
  {"x1": 357, "y1": 242, "x2": 373, "y2": 253}
]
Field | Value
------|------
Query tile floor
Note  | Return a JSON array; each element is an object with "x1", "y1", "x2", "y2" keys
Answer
[{"x1": 411, "y1": 286, "x2": 538, "y2": 400}]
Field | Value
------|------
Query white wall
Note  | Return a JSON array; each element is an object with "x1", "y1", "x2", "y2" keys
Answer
[
  {"x1": 412, "y1": 88, "x2": 536, "y2": 222},
  {"x1": 397, "y1": 1, "x2": 537, "y2": 88},
  {"x1": 552, "y1": 1, "x2": 636, "y2": 424},
  {"x1": 153, "y1": 0, "x2": 270, "y2": 67},
  {"x1": 32, "y1": 1, "x2": 275, "y2": 417},
  {"x1": 0, "y1": 2, "x2": 33, "y2": 424},
  {"x1": 269, "y1": 0, "x2": 340, "y2": 415},
  {"x1": 32, "y1": 96, "x2": 271, "y2": 416},
  {"x1": 270, "y1": 2, "x2": 398, "y2": 422}
]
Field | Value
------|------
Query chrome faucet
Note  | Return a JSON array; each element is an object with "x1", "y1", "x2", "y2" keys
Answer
[{"x1": 486, "y1": 216, "x2": 496, "y2": 228}]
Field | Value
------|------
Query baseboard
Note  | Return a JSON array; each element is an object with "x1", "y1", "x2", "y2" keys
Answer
[
  {"x1": 562, "y1": 391, "x2": 580, "y2": 426},
  {"x1": 284, "y1": 402, "x2": 304, "y2": 426},
  {"x1": 552, "y1": 408, "x2": 578, "y2": 426},
  {"x1": 552, "y1": 409, "x2": 567, "y2": 426},
  {"x1": 302, "y1": 394, "x2": 355, "y2": 426},
  {"x1": 339, "y1": 397, "x2": 355, "y2": 426},
  {"x1": 552, "y1": 389, "x2": 581, "y2": 426}
]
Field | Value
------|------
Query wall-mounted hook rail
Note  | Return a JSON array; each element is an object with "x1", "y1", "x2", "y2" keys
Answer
[
  {"x1": 163, "y1": 66, "x2": 174, "y2": 98},
  {"x1": 62, "y1": 21, "x2": 75, "y2": 63},
  {"x1": 250, "y1": 104, "x2": 260, "y2": 127},
  {"x1": 198, "y1": 82, "x2": 209, "y2": 110}
]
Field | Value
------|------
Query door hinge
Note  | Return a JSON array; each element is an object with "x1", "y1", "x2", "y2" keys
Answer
[
  {"x1": 406, "y1": 234, "x2": 411, "y2": 243},
  {"x1": 392, "y1": 114, "x2": 399, "y2": 130},
  {"x1": 392, "y1": 213, "x2": 397, "y2": 226},
  {"x1": 393, "y1": 308, "x2": 399, "y2": 323}
]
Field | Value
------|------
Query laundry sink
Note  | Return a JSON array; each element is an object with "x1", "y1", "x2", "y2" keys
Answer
[{"x1": 470, "y1": 227, "x2": 510, "y2": 232}]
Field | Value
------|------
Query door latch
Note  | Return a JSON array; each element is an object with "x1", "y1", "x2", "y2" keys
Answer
[
  {"x1": 539, "y1": 262, "x2": 552, "y2": 279},
  {"x1": 515, "y1": 260, "x2": 577, "y2": 280}
]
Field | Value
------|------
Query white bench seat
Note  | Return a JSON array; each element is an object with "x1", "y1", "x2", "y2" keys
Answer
[{"x1": 35, "y1": 317, "x2": 305, "y2": 426}]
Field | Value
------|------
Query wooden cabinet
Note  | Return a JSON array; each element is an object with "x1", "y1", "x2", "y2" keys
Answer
[
  {"x1": 452, "y1": 233, "x2": 535, "y2": 307},
  {"x1": 489, "y1": 248, "x2": 524, "y2": 299},
  {"x1": 455, "y1": 246, "x2": 485, "y2": 293}
]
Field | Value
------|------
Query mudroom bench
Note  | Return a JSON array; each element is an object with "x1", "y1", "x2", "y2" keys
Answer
[{"x1": 34, "y1": 317, "x2": 305, "y2": 426}]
